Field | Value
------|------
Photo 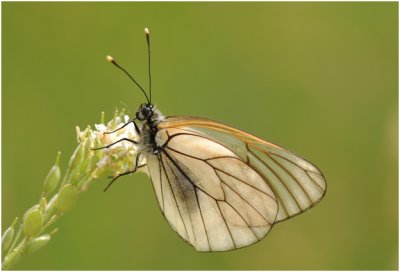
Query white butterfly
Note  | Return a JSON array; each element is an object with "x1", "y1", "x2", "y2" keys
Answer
[{"x1": 96, "y1": 28, "x2": 326, "y2": 252}]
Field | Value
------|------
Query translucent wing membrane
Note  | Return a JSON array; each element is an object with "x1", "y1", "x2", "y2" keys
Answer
[
  {"x1": 147, "y1": 129, "x2": 278, "y2": 251},
  {"x1": 158, "y1": 116, "x2": 327, "y2": 223}
]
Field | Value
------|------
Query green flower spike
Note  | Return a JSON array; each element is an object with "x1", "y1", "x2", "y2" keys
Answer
[{"x1": 2, "y1": 110, "x2": 141, "y2": 270}]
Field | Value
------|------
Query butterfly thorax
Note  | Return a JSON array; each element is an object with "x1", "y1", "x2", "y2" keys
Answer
[{"x1": 136, "y1": 104, "x2": 164, "y2": 152}]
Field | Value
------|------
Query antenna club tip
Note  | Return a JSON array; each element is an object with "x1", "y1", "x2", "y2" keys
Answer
[
  {"x1": 144, "y1": 27, "x2": 150, "y2": 35},
  {"x1": 106, "y1": 55, "x2": 114, "y2": 62}
]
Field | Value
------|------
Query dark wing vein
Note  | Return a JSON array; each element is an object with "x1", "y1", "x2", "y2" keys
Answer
[
  {"x1": 206, "y1": 159, "x2": 276, "y2": 202},
  {"x1": 217, "y1": 197, "x2": 258, "y2": 239},
  {"x1": 166, "y1": 146, "x2": 275, "y2": 201},
  {"x1": 157, "y1": 153, "x2": 165, "y2": 211},
  {"x1": 305, "y1": 171, "x2": 325, "y2": 192},
  {"x1": 166, "y1": 146, "x2": 234, "y2": 161},
  {"x1": 159, "y1": 154, "x2": 190, "y2": 241},
  {"x1": 247, "y1": 148, "x2": 300, "y2": 215},
  {"x1": 162, "y1": 150, "x2": 211, "y2": 249},
  {"x1": 215, "y1": 171, "x2": 272, "y2": 225},
  {"x1": 265, "y1": 151, "x2": 313, "y2": 205},
  {"x1": 162, "y1": 132, "x2": 214, "y2": 149},
  {"x1": 162, "y1": 150, "x2": 217, "y2": 200},
  {"x1": 268, "y1": 151, "x2": 321, "y2": 175},
  {"x1": 194, "y1": 188, "x2": 211, "y2": 250},
  {"x1": 215, "y1": 201, "x2": 236, "y2": 248},
  {"x1": 218, "y1": 182, "x2": 267, "y2": 240},
  {"x1": 162, "y1": 153, "x2": 197, "y2": 246},
  {"x1": 268, "y1": 151, "x2": 325, "y2": 193}
]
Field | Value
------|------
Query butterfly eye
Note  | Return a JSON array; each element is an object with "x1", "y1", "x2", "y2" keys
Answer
[
  {"x1": 143, "y1": 105, "x2": 152, "y2": 116},
  {"x1": 136, "y1": 105, "x2": 152, "y2": 121}
]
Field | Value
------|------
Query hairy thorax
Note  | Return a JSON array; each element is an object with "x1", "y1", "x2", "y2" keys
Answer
[{"x1": 138, "y1": 107, "x2": 165, "y2": 153}]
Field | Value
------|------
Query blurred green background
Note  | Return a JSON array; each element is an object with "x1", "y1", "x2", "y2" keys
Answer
[{"x1": 2, "y1": 2, "x2": 397, "y2": 270}]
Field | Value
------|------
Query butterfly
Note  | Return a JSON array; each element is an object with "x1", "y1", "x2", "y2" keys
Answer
[{"x1": 96, "y1": 28, "x2": 327, "y2": 252}]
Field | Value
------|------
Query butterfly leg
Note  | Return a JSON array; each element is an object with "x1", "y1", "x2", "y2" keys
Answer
[
  {"x1": 92, "y1": 138, "x2": 138, "y2": 150},
  {"x1": 103, "y1": 153, "x2": 146, "y2": 192},
  {"x1": 104, "y1": 119, "x2": 141, "y2": 135}
]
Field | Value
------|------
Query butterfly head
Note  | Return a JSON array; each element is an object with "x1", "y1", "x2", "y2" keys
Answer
[{"x1": 136, "y1": 103, "x2": 154, "y2": 121}]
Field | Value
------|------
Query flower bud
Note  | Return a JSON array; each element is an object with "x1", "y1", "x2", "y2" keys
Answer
[
  {"x1": 23, "y1": 209, "x2": 43, "y2": 237},
  {"x1": 24, "y1": 234, "x2": 51, "y2": 254},
  {"x1": 2, "y1": 247, "x2": 23, "y2": 270},
  {"x1": 43, "y1": 152, "x2": 61, "y2": 196},
  {"x1": 56, "y1": 184, "x2": 79, "y2": 212},
  {"x1": 2, "y1": 217, "x2": 18, "y2": 252},
  {"x1": 2, "y1": 227, "x2": 14, "y2": 253},
  {"x1": 68, "y1": 143, "x2": 85, "y2": 171},
  {"x1": 23, "y1": 205, "x2": 39, "y2": 221}
]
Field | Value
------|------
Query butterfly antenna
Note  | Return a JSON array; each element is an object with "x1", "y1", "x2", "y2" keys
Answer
[
  {"x1": 144, "y1": 27, "x2": 152, "y2": 103},
  {"x1": 106, "y1": 55, "x2": 150, "y2": 104}
]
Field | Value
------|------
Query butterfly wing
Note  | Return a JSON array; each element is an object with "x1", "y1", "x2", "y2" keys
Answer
[
  {"x1": 158, "y1": 116, "x2": 327, "y2": 223},
  {"x1": 146, "y1": 127, "x2": 278, "y2": 251}
]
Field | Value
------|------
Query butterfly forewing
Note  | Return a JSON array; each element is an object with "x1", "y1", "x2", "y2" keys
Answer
[
  {"x1": 158, "y1": 116, "x2": 327, "y2": 222},
  {"x1": 146, "y1": 127, "x2": 278, "y2": 251}
]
